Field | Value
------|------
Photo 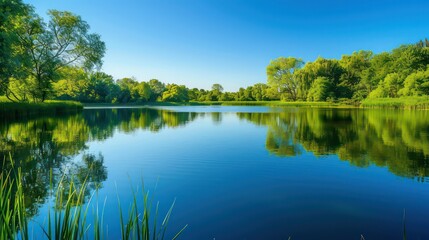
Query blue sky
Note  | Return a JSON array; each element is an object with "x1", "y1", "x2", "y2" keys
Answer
[{"x1": 25, "y1": 0, "x2": 429, "y2": 91}]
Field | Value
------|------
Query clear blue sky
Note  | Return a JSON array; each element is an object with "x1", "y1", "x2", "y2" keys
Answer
[{"x1": 25, "y1": 0, "x2": 429, "y2": 91}]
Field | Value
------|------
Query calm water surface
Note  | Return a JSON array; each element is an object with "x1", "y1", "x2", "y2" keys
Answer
[{"x1": 1, "y1": 106, "x2": 429, "y2": 239}]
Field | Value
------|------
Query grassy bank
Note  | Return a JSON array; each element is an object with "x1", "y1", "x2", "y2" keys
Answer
[
  {"x1": 0, "y1": 164, "x2": 186, "y2": 240},
  {"x1": 361, "y1": 96, "x2": 429, "y2": 109},
  {"x1": 198, "y1": 101, "x2": 348, "y2": 107},
  {"x1": 83, "y1": 101, "x2": 351, "y2": 108},
  {"x1": 84, "y1": 98, "x2": 429, "y2": 109},
  {"x1": 83, "y1": 101, "x2": 209, "y2": 107},
  {"x1": 0, "y1": 100, "x2": 83, "y2": 120}
]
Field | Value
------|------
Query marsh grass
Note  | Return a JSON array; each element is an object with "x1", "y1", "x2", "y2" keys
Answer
[
  {"x1": 0, "y1": 159, "x2": 186, "y2": 240},
  {"x1": 0, "y1": 168, "x2": 28, "y2": 240},
  {"x1": 211, "y1": 100, "x2": 343, "y2": 107},
  {"x1": 0, "y1": 100, "x2": 83, "y2": 120},
  {"x1": 361, "y1": 96, "x2": 429, "y2": 109},
  {"x1": 116, "y1": 183, "x2": 187, "y2": 240}
]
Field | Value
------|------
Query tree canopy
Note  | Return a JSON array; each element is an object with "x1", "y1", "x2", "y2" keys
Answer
[
  {"x1": 1, "y1": 1, "x2": 105, "y2": 102},
  {"x1": 1, "y1": 1, "x2": 429, "y2": 104}
]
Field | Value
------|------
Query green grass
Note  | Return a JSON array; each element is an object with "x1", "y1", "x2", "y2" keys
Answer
[
  {"x1": 0, "y1": 100, "x2": 83, "y2": 119},
  {"x1": 360, "y1": 96, "x2": 429, "y2": 109},
  {"x1": 197, "y1": 100, "x2": 347, "y2": 107},
  {"x1": 0, "y1": 159, "x2": 186, "y2": 240},
  {"x1": 0, "y1": 168, "x2": 28, "y2": 240},
  {"x1": 83, "y1": 100, "x2": 353, "y2": 108}
]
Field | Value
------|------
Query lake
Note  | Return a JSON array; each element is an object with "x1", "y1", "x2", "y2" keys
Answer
[{"x1": 1, "y1": 106, "x2": 429, "y2": 239}]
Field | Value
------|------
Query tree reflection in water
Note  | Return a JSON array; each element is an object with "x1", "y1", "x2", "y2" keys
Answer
[{"x1": 1, "y1": 107, "x2": 428, "y2": 218}]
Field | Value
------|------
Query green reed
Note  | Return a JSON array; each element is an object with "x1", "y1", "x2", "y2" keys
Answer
[
  {"x1": 0, "y1": 168, "x2": 28, "y2": 240},
  {"x1": 117, "y1": 183, "x2": 187, "y2": 240},
  {"x1": 361, "y1": 96, "x2": 429, "y2": 109},
  {"x1": 0, "y1": 159, "x2": 186, "y2": 240}
]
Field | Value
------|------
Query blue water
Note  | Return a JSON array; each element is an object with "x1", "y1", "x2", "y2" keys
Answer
[{"x1": 3, "y1": 106, "x2": 429, "y2": 239}]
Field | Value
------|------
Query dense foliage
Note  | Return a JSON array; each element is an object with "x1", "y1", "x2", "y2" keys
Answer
[
  {"x1": 1, "y1": 1, "x2": 429, "y2": 104},
  {"x1": 1, "y1": 0, "x2": 105, "y2": 102},
  {"x1": 267, "y1": 44, "x2": 429, "y2": 103}
]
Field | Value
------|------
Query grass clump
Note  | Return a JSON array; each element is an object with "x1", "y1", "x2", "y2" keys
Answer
[
  {"x1": 361, "y1": 96, "x2": 429, "y2": 109},
  {"x1": 117, "y1": 184, "x2": 187, "y2": 240},
  {"x1": 0, "y1": 160, "x2": 186, "y2": 240},
  {"x1": 0, "y1": 168, "x2": 28, "y2": 240}
]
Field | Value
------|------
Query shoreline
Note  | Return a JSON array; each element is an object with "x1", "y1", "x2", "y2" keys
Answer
[{"x1": 0, "y1": 101, "x2": 83, "y2": 120}]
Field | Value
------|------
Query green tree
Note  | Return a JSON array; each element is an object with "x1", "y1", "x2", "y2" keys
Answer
[
  {"x1": 161, "y1": 84, "x2": 189, "y2": 102},
  {"x1": 86, "y1": 72, "x2": 117, "y2": 102},
  {"x1": 307, "y1": 77, "x2": 331, "y2": 101},
  {"x1": 291, "y1": 57, "x2": 344, "y2": 101},
  {"x1": 266, "y1": 57, "x2": 304, "y2": 101},
  {"x1": 339, "y1": 50, "x2": 373, "y2": 100},
  {"x1": 133, "y1": 81, "x2": 152, "y2": 102},
  {"x1": 148, "y1": 79, "x2": 166, "y2": 101},
  {"x1": 209, "y1": 83, "x2": 224, "y2": 101},
  {"x1": 368, "y1": 73, "x2": 401, "y2": 98},
  {"x1": 116, "y1": 77, "x2": 137, "y2": 103},
  {"x1": 398, "y1": 68, "x2": 429, "y2": 96},
  {"x1": 211, "y1": 83, "x2": 224, "y2": 92},
  {"x1": 392, "y1": 44, "x2": 429, "y2": 80},
  {"x1": 188, "y1": 88, "x2": 201, "y2": 101},
  {"x1": 219, "y1": 92, "x2": 235, "y2": 101},
  {"x1": 7, "y1": 10, "x2": 105, "y2": 102},
  {"x1": 0, "y1": 0, "x2": 31, "y2": 97},
  {"x1": 251, "y1": 83, "x2": 269, "y2": 101},
  {"x1": 52, "y1": 66, "x2": 87, "y2": 100}
]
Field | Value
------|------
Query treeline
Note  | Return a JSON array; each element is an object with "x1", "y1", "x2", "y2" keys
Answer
[
  {"x1": 51, "y1": 69, "x2": 280, "y2": 103},
  {"x1": 1, "y1": 1, "x2": 429, "y2": 104},
  {"x1": 0, "y1": 0, "x2": 277, "y2": 103},
  {"x1": 52, "y1": 39, "x2": 429, "y2": 104},
  {"x1": 267, "y1": 40, "x2": 429, "y2": 102}
]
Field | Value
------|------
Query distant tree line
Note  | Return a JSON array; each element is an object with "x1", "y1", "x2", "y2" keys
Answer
[
  {"x1": 1, "y1": 0, "x2": 429, "y2": 103},
  {"x1": 267, "y1": 39, "x2": 429, "y2": 102}
]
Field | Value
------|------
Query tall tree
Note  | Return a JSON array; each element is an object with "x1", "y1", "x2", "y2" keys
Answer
[
  {"x1": 266, "y1": 57, "x2": 304, "y2": 101},
  {"x1": 307, "y1": 77, "x2": 331, "y2": 101},
  {"x1": 398, "y1": 68, "x2": 429, "y2": 96},
  {"x1": 339, "y1": 50, "x2": 373, "y2": 100},
  {"x1": 148, "y1": 79, "x2": 166, "y2": 101},
  {"x1": 133, "y1": 81, "x2": 152, "y2": 102},
  {"x1": 0, "y1": 0, "x2": 32, "y2": 97},
  {"x1": 211, "y1": 83, "x2": 224, "y2": 92},
  {"x1": 209, "y1": 83, "x2": 224, "y2": 101},
  {"x1": 116, "y1": 77, "x2": 137, "y2": 103},
  {"x1": 161, "y1": 84, "x2": 189, "y2": 102},
  {"x1": 9, "y1": 10, "x2": 105, "y2": 102}
]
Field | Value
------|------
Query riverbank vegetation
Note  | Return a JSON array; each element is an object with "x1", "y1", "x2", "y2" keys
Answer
[
  {"x1": 361, "y1": 96, "x2": 429, "y2": 109},
  {"x1": 0, "y1": 162, "x2": 186, "y2": 240},
  {"x1": 0, "y1": 98, "x2": 82, "y2": 119}
]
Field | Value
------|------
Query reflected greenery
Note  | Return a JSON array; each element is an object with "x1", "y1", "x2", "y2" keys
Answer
[
  {"x1": 0, "y1": 108, "x2": 200, "y2": 217},
  {"x1": 238, "y1": 108, "x2": 429, "y2": 181},
  {"x1": 82, "y1": 108, "x2": 200, "y2": 139},
  {"x1": 2, "y1": 107, "x2": 429, "y2": 218}
]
